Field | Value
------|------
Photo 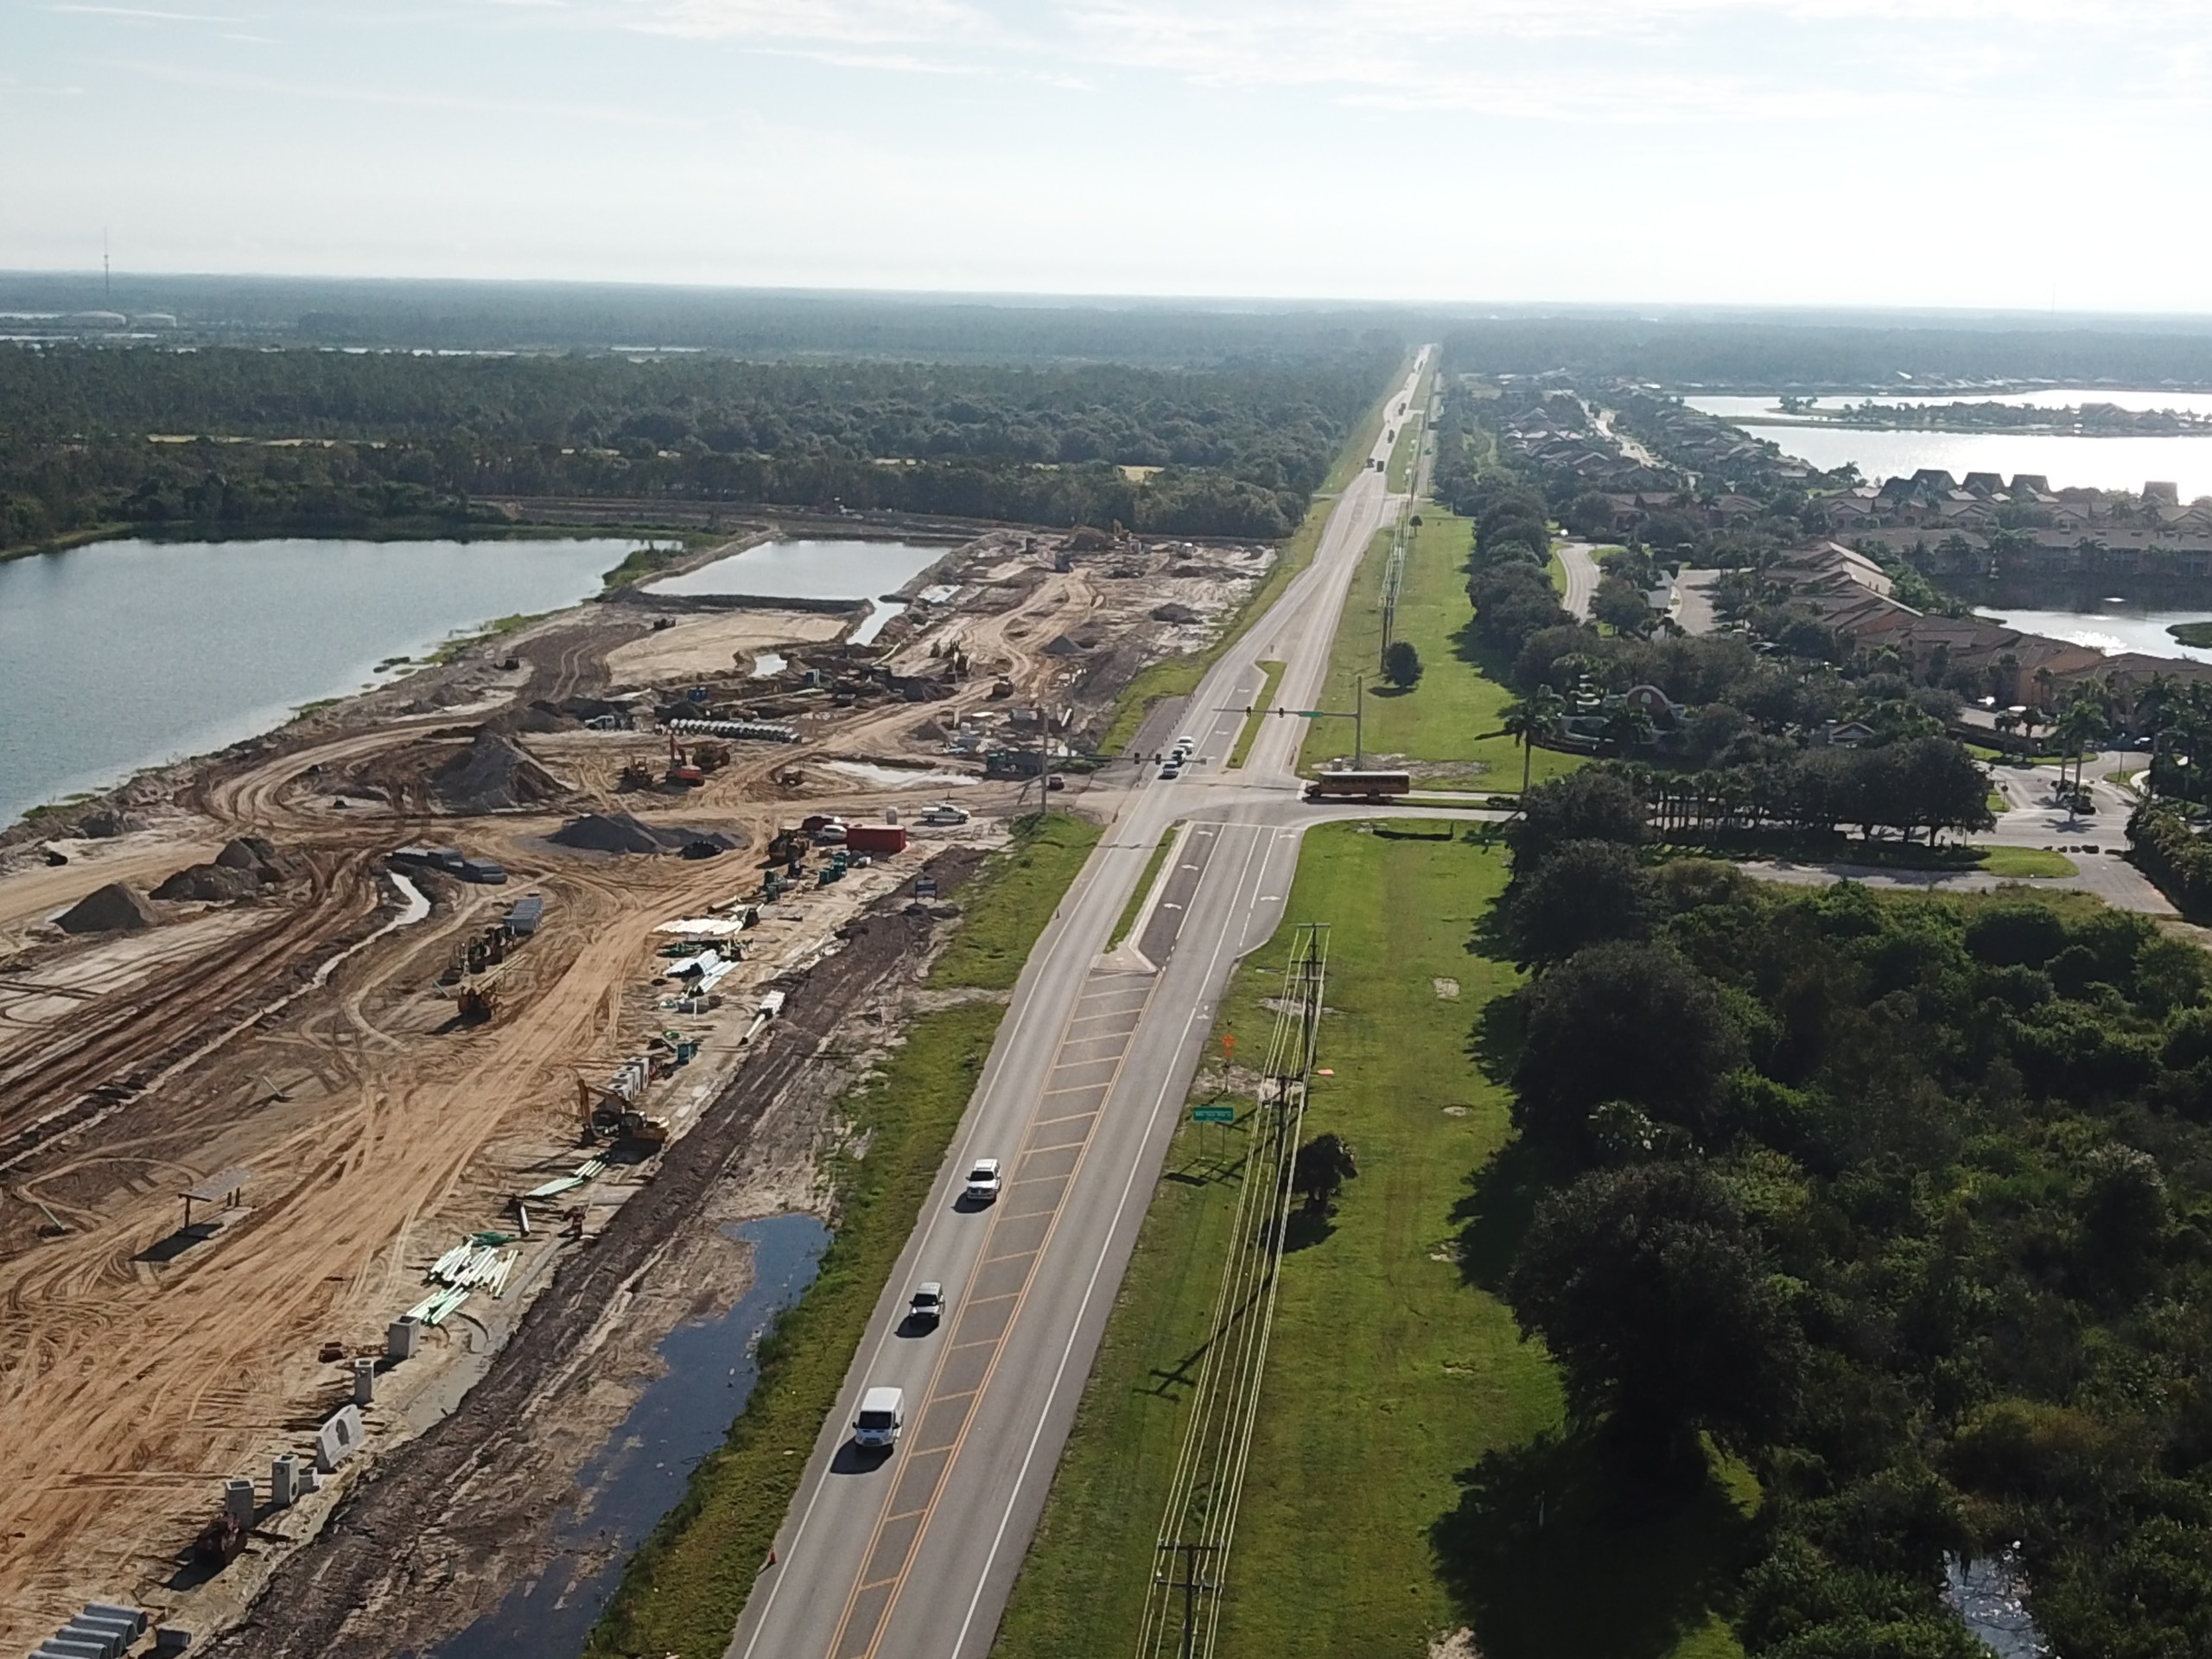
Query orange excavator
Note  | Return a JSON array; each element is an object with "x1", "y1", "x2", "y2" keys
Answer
[{"x1": 666, "y1": 734, "x2": 703, "y2": 787}]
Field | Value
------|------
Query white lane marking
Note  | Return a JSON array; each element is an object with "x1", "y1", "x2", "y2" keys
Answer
[
  {"x1": 735, "y1": 839, "x2": 1160, "y2": 1657},
  {"x1": 946, "y1": 823, "x2": 1275, "y2": 1659}
]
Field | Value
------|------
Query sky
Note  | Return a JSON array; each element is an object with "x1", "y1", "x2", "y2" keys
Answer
[{"x1": 8, "y1": 0, "x2": 2212, "y2": 310}]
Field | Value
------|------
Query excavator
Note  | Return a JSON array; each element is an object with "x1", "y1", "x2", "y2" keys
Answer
[{"x1": 665, "y1": 734, "x2": 704, "y2": 788}]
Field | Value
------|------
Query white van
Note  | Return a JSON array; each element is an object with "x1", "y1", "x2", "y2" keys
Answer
[{"x1": 854, "y1": 1385, "x2": 905, "y2": 1449}]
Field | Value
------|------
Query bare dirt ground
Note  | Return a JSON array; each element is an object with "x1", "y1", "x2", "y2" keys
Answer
[
  {"x1": 602, "y1": 609, "x2": 849, "y2": 686},
  {"x1": 0, "y1": 523, "x2": 1271, "y2": 1654}
]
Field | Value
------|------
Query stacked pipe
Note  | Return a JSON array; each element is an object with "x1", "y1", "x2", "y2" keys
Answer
[{"x1": 664, "y1": 717, "x2": 799, "y2": 743}]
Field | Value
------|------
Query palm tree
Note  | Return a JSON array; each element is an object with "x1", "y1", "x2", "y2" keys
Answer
[
  {"x1": 1501, "y1": 688, "x2": 1565, "y2": 795},
  {"x1": 2054, "y1": 696, "x2": 2107, "y2": 802},
  {"x1": 1601, "y1": 703, "x2": 1656, "y2": 757}
]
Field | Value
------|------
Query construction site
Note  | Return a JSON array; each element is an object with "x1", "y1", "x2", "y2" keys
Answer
[{"x1": 0, "y1": 521, "x2": 1277, "y2": 1656}]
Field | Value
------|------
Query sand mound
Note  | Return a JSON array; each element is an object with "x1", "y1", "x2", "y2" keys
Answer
[
  {"x1": 551, "y1": 812, "x2": 676, "y2": 855},
  {"x1": 154, "y1": 864, "x2": 260, "y2": 902},
  {"x1": 1150, "y1": 602, "x2": 1200, "y2": 624},
  {"x1": 57, "y1": 881, "x2": 160, "y2": 934},
  {"x1": 1042, "y1": 633, "x2": 1090, "y2": 657},
  {"x1": 432, "y1": 730, "x2": 569, "y2": 813},
  {"x1": 77, "y1": 807, "x2": 132, "y2": 839}
]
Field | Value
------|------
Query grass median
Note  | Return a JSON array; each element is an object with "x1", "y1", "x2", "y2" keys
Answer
[
  {"x1": 585, "y1": 811, "x2": 1100, "y2": 1659},
  {"x1": 1227, "y1": 660, "x2": 1286, "y2": 766},
  {"x1": 1299, "y1": 508, "x2": 1585, "y2": 793},
  {"x1": 1108, "y1": 824, "x2": 1180, "y2": 951},
  {"x1": 995, "y1": 821, "x2": 1751, "y2": 1659}
]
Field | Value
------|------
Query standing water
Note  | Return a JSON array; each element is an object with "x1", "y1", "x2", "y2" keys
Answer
[
  {"x1": 0, "y1": 536, "x2": 631, "y2": 829},
  {"x1": 423, "y1": 1213, "x2": 829, "y2": 1659},
  {"x1": 1944, "y1": 1552, "x2": 2050, "y2": 1659}
]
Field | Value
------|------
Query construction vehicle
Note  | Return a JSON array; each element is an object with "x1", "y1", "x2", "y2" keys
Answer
[
  {"x1": 692, "y1": 740, "x2": 733, "y2": 772},
  {"x1": 617, "y1": 759, "x2": 656, "y2": 791},
  {"x1": 665, "y1": 734, "x2": 703, "y2": 788},
  {"x1": 575, "y1": 1076, "x2": 671, "y2": 1147},
  {"x1": 457, "y1": 982, "x2": 498, "y2": 1023}
]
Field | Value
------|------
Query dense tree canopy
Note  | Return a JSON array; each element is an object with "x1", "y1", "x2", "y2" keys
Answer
[
  {"x1": 1488, "y1": 868, "x2": 2212, "y2": 1659},
  {"x1": 0, "y1": 341, "x2": 1396, "y2": 552}
]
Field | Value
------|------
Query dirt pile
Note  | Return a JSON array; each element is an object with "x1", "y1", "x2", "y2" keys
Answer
[
  {"x1": 56, "y1": 882, "x2": 160, "y2": 934},
  {"x1": 550, "y1": 812, "x2": 678, "y2": 855},
  {"x1": 154, "y1": 865, "x2": 259, "y2": 903},
  {"x1": 158, "y1": 836, "x2": 302, "y2": 901},
  {"x1": 431, "y1": 730, "x2": 569, "y2": 813}
]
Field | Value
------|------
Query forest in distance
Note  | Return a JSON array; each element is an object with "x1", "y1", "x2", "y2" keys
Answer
[{"x1": 0, "y1": 340, "x2": 1395, "y2": 554}]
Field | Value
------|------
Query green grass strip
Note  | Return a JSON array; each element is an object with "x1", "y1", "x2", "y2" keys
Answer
[
  {"x1": 1298, "y1": 507, "x2": 1583, "y2": 791},
  {"x1": 1974, "y1": 845, "x2": 2078, "y2": 878},
  {"x1": 1107, "y1": 824, "x2": 1180, "y2": 951},
  {"x1": 584, "y1": 812, "x2": 1100, "y2": 1658},
  {"x1": 1227, "y1": 660, "x2": 1286, "y2": 767},
  {"x1": 995, "y1": 823, "x2": 1750, "y2": 1659},
  {"x1": 930, "y1": 812, "x2": 1103, "y2": 989}
]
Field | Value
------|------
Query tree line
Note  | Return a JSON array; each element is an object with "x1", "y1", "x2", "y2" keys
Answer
[
  {"x1": 0, "y1": 343, "x2": 1396, "y2": 552},
  {"x1": 1481, "y1": 786, "x2": 2212, "y2": 1658}
]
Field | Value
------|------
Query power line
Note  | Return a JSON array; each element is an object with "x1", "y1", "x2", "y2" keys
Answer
[{"x1": 1137, "y1": 922, "x2": 1329, "y2": 1659}]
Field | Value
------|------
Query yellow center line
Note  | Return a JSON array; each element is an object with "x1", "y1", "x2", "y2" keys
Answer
[{"x1": 828, "y1": 967, "x2": 1163, "y2": 1659}]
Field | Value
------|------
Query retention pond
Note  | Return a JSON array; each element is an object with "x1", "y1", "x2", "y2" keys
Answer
[{"x1": 423, "y1": 1212, "x2": 829, "y2": 1659}]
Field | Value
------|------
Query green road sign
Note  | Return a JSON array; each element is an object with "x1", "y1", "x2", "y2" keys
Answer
[{"x1": 1192, "y1": 1105, "x2": 1235, "y2": 1124}]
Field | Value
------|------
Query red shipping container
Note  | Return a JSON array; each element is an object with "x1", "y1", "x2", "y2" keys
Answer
[{"x1": 844, "y1": 824, "x2": 908, "y2": 855}]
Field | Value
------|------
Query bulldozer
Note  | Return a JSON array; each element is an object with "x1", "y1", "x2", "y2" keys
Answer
[
  {"x1": 457, "y1": 982, "x2": 498, "y2": 1023},
  {"x1": 617, "y1": 759, "x2": 656, "y2": 791}
]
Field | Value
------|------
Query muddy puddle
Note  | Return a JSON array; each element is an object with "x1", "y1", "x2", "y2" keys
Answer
[{"x1": 422, "y1": 1212, "x2": 829, "y2": 1659}]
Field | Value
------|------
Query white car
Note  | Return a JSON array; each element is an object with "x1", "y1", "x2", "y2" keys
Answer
[
  {"x1": 963, "y1": 1157, "x2": 1002, "y2": 1204},
  {"x1": 854, "y1": 1385, "x2": 905, "y2": 1449},
  {"x1": 908, "y1": 1281, "x2": 944, "y2": 1328}
]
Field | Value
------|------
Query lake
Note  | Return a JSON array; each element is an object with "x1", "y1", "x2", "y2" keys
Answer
[
  {"x1": 1684, "y1": 391, "x2": 2212, "y2": 499},
  {"x1": 1980, "y1": 605, "x2": 2212, "y2": 665},
  {"x1": 0, "y1": 536, "x2": 631, "y2": 830},
  {"x1": 646, "y1": 537, "x2": 950, "y2": 645}
]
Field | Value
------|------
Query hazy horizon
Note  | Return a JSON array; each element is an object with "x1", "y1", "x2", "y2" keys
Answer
[{"x1": 11, "y1": 1, "x2": 2212, "y2": 314}]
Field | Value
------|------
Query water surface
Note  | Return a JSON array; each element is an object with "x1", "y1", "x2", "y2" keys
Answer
[
  {"x1": 426, "y1": 1212, "x2": 829, "y2": 1659},
  {"x1": 1980, "y1": 606, "x2": 2212, "y2": 664},
  {"x1": 0, "y1": 537, "x2": 629, "y2": 829},
  {"x1": 1682, "y1": 391, "x2": 2212, "y2": 499}
]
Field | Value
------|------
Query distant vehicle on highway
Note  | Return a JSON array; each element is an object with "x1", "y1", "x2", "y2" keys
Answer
[
  {"x1": 908, "y1": 1282, "x2": 944, "y2": 1329},
  {"x1": 854, "y1": 1386, "x2": 905, "y2": 1450},
  {"x1": 963, "y1": 1158, "x2": 1002, "y2": 1204},
  {"x1": 1160, "y1": 761, "x2": 1183, "y2": 779},
  {"x1": 1305, "y1": 770, "x2": 1412, "y2": 802}
]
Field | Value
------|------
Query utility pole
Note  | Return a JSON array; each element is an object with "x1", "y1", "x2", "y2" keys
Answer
[
  {"x1": 1154, "y1": 1540, "x2": 1217, "y2": 1659},
  {"x1": 1353, "y1": 671, "x2": 1365, "y2": 770}
]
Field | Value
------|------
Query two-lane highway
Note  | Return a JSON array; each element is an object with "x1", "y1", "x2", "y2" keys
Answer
[{"x1": 727, "y1": 350, "x2": 1430, "y2": 1659}]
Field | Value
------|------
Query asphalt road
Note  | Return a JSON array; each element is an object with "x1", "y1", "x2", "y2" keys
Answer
[
  {"x1": 1554, "y1": 539, "x2": 1600, "y2": 621},
  {"x1": 726, "y1": 350, "x2": 1434, "y2": 1659}
]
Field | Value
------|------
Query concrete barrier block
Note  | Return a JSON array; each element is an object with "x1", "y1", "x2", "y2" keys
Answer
[{"x1": 314, "y1": 1403, "x2": 364, "y2": 1472}]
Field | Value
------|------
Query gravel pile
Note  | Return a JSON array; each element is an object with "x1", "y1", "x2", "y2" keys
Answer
[
  {"x1": 431, "y1": 730, "x2": 569, "y2": 813},
  {"x1": 56, "y1": 881, "x2": 160, "y2": 934}
]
